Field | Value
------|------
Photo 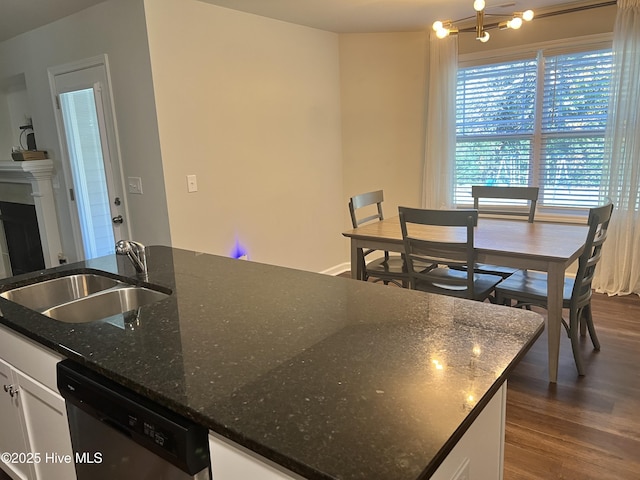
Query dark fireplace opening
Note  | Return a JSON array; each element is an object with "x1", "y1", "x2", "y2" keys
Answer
[{"x1": 0, "y1": 201, "x2": 45, "y2": 276}]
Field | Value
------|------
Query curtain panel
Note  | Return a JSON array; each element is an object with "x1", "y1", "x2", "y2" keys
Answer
[
  {"x1": 422, "y1": 33, "x2": 457, "y2": 209},
  {"x1": 593, "y1": 0, "x2": 640, "y2": 296}
]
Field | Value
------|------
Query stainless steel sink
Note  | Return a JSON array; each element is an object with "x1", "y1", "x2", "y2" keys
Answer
[
  {"x1": 0, "y1": 271, "x2": 171, "y2": 324},
  {"x1": 0, "y1": 273, "x2": 129, "y2": 312},
  {"x1": 42, "y1": 286, "x2": 170, "y2": 323}
]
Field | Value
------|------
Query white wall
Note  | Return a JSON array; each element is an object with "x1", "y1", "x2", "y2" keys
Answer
[
  {"x1": 0, "y1": 0, "x2": 171, "y2": 263},
  {"x1": 0, "y1": 74, "x2": 29, "y2": 153},
  {"x1": 144, "y1": 0, "x2": 345, "y2": 272}
]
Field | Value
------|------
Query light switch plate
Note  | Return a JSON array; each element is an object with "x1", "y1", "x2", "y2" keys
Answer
[
  {"x1": 187, "y1": 174, "x2": 198, "y2": 193},
  {"x1": 128, "y1": 176, "x2": 143, "y2": 194}
]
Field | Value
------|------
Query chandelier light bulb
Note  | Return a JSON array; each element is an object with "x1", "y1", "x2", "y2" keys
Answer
[
  {"x1": 510, "y1": 16, "x2": 523, "y2": 29},
  {"x1": 522, "y1": 9, "x2": 534, "y2": 21},
  {"x1": 479, "y1": 30, "x2": 490, "y2": 42},
  {"x1": 473, "y1": 0, "x2": 486, "y2": 12},
  {"x1": 436, "y1": 27, "x2": 450, "y2": 39},
  {"x1": 433, "y1": 20, "x2": 443, "y2": 31}
]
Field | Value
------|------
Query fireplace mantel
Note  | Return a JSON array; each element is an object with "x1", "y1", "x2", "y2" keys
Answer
[
  {"x1": 0, "y1": 159, "x2": 56, "y2": 180},
  {"x1": 0, "y1": 160, "x2": 63, "y2": 271}
]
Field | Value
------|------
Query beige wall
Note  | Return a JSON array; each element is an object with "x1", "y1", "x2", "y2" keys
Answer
[
  {"x1": 339, "y1": 32, "x2": 428, "y2": 226},
  {"x1": 144, "y1": 0, "x2": 345, "y2": 272}
]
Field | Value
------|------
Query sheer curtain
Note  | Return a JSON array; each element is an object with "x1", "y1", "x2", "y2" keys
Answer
[
  {"x1": 422, "y1": 33, "x2": 457, "y2": 209},
  {"x1": 593, "y1": 0, "x2": 640, "y2": 296}
]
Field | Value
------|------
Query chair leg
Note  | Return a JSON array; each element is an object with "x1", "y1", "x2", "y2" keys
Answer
[
  {"x1": 495, "y1": 292, "x2": 508, "y2": 306},
  {"x1": 569, "y1": 308, "x2": 586, "y2": 376},
  {"x1": 583, "y1": 303, "x2": 601, "y2": 350}
]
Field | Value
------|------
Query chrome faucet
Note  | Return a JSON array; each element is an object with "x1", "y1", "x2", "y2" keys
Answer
[{"x1": 115, "y1": 240, "x2": 147, "y2": 276}]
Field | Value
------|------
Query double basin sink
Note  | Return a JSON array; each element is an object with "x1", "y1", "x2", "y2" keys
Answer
[{"x1": 0, "y1": 272, "x2": 170, "y2": 324}]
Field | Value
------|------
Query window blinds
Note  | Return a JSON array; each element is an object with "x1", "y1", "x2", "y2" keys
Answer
[
  {"x1": 540, "y1": 50, "x2": 612, "y2": 207},
  {"x1": 455, "y1": 60, "x2": 537, "y2": 205},
  {"x1": 455, "y1": 48, "x2": 612, "y2": 209}
]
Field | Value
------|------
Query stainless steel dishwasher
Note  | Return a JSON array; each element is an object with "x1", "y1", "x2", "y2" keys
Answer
[{"x1": 57, "y1": 360, "x2": 211, "y2": 480}]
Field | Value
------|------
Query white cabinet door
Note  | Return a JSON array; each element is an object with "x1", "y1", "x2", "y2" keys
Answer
[
  {"x1": 430, "y1": 382, "x2": 507, "y2": 480},
  {"x1": 15, "y1": 370, "x2": 76, "y2": 480},
  {"x1": 0, "y1": 359, "x2": 33, "y2": 480},
  {"x1": 209, "y1": 432, "x2": 301, "y2": 480}
]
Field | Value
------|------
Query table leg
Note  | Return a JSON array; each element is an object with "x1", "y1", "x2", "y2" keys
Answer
[
  {"x1": 546, "y1": 263, "x2": 563, "y2": 383},
  {"x1": 350, "y1": 240, "x2": 360, "y2": 280}
]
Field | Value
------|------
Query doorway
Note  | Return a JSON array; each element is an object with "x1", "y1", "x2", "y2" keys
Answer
[{"x1": 49, "y1": 55, "x2": 129, "y2": 260}]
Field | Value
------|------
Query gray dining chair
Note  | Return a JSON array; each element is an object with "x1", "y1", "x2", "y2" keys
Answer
[
  {"x1": 398, "y1": 207, "x2": 502, "y2": 301},
  {"x1": 349, "y1": 190, "x2": 409, "y2": 287},
  {"x1": 472, "y1": 185, "x2": 539, "y2": 222},
  {"x1": 467, "y1": 186, "x2": 540, "y2": 278},
  {"x1": 495, "y1": 201, "x2": 614, "y2": 375}
]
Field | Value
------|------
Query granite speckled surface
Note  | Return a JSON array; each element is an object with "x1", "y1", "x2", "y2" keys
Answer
[{"x1": 0, "y1": 246, "x2": 544, "y2": 480}]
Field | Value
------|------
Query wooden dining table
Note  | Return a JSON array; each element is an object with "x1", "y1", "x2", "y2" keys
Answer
[{"x1": 342, "y1": 216, "x2": 590, "y2": 383}]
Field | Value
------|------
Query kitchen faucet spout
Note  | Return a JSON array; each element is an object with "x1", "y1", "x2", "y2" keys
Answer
[{"x1": 115, "y1": 240, "x2": 147, "y2": 277}]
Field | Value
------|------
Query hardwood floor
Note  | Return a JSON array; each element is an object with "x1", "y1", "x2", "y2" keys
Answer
[
  {"x1": 504, "y1": 292, "x2": 640, "y2": 479},
  {"x1": 339, "y1": 273, "x2": 640, "y2": 479}
]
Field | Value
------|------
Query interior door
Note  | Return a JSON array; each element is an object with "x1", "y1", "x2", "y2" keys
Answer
[{"x1": 51, "y1": 59, "x2": 128, "y2": 260}]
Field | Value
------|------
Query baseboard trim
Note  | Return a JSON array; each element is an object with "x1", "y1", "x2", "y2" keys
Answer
[{"x1": 320, "y1": 262, "x2": 350, "y2": 276}]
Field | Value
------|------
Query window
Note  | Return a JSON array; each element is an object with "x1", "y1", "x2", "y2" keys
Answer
[{"x1": 454, "y1": 46, "x2": 612, "y2": 210}]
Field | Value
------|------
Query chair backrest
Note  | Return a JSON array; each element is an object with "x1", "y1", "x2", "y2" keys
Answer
[
  {"x1": 399, "y1": 207, "x2": 478, "y2": 296},
  {"x1": 472, "y1": 186, "x2": 539, "y2": 223},
  {"x1": 349, "y1": 190, "x2": 385, "y2": 228},
  {"x1": 572, "y1": 201, "x2": 614, "y2": 309}
]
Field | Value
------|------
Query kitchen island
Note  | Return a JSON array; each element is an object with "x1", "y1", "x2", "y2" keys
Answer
[{"x1": 0, "y1": 246, "x2": 544, "y2": 480}]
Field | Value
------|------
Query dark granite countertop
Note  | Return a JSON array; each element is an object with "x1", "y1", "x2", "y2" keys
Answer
[{"x1": 0, "y1": 246, "x2": 544, "y2": 480}]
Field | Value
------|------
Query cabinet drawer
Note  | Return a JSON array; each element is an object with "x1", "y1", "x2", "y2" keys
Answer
[{"x1": 0, "y1": 325, "x2": 63, "y2": 392}]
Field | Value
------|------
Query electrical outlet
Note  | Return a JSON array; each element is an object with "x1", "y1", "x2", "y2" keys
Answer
[
  {"x1": 128, "y1": 176, "x2": 143, "y2": 194},
  {"x1": 187, "y1": 174, "x2": 198, "y2": 193}
]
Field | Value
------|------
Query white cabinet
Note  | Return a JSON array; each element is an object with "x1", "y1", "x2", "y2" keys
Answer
[
  {"x1": 430, "y1": 382, "x2": 507, "y2": 480},
  {"x1": 209, "y1": 432, "x2": 302, "y2": 480},
  {"x1": 0, "y1": 358, "x2": 32, "y2": 480},
  {"x1": 0, "y1": 326, "x2": 75, "y2": 480}
]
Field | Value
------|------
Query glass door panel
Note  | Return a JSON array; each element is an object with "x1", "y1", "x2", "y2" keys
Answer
[{"x1": 59, "y1": 88, "x2": 115, "y2": 259}]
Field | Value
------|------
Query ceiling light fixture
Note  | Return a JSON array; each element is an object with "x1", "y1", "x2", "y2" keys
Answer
[{"x1": 433, "y1": 1, "x2": 534, "y2": 43}]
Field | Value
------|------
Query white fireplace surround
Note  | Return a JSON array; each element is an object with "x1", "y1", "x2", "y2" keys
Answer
[{"x1": 0, "y1": 160, "x2": 63, "y2": 273}]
